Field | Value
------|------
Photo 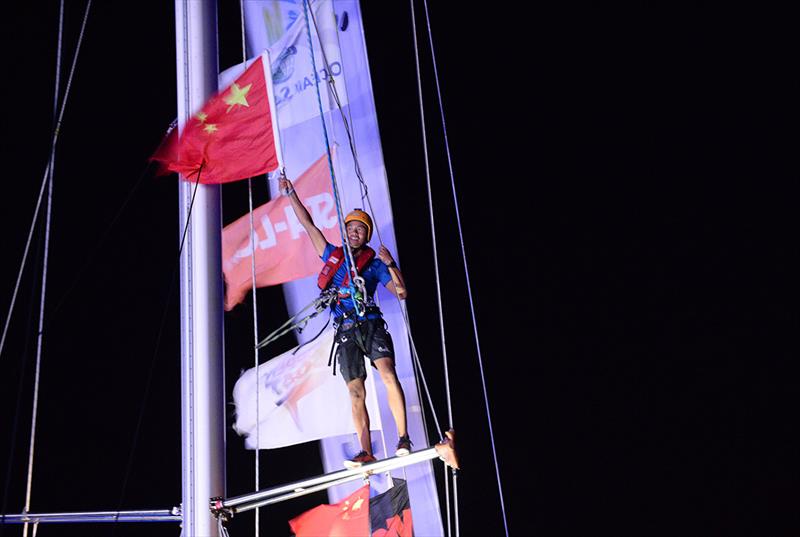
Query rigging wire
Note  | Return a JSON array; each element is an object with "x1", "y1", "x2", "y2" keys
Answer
[
  {"x1": 0, "y1": 0, "x2": 92, "y2": 366},
  {"x1": 1, "y1": 99, "x2": 172, "y2": 537},
  {"x1": 419, "y1": 0, "x2": 509, "y2": 533},
  {"x1": 22, "y1": 4, "x2": 91, "y2": 537},
  {"x1": 236, "y1": 2, "x2": 263, "y2": 533},
  {"x1": 407, "y1": 1, "x2": 457, "y2": 533},
  {"x1": 408, "y1": 0, "x2": 453, "y2": 440},
  {"x1": 0, "y1": 214, "x2": 45, "y2": 531}
]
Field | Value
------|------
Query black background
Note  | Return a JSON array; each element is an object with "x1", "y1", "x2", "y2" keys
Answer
[{"x1": 1, "y1": 2, "x2": 795, "y2": 536}]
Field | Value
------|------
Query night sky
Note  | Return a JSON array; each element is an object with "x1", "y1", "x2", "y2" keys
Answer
[{"x1": 1, "y1": 2, "x2": 794, "y2": 536}]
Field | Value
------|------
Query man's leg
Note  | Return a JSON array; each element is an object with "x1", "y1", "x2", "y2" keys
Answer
[
  {"x1": 374, "y1": 357, "x2": 407, "y2": 438},
  {"x1": 347, "y1": 377, "x2": 372, "y2": 454}
]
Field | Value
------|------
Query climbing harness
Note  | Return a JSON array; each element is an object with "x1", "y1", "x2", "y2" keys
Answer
[{"x1": 257, "y1": 243, "x2": 378, "y2": 353}]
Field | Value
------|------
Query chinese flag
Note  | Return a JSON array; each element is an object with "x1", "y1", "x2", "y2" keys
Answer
[
  {"x1": 151, "y1": 52, "x2": 279, "y2": 184},
  {"x1": 289, "y1": 484, "x2": 370, "y2": 537}
]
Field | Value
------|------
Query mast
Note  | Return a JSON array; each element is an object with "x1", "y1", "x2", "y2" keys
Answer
[{"x1": 174, "y1": 1, "x2": 226, "y2": 536}]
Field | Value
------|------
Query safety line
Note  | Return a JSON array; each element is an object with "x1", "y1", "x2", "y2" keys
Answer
[
  {"x1": 307, "y1": 5, "x2": 370, "y2": 208},
  {"x1": 306, "y1": 0, "x2": 447, "y2": 440},
  {"x1": 301, "y1": 0, "x2": 364, "y2": 315}
]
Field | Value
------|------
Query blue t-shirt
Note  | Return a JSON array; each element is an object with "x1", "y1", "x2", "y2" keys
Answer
[{"x1": 321, "y1": 242, "x2": 392, "y2": 320}]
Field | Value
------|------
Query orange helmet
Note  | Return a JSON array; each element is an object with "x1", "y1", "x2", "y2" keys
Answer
[{"x1": 344, "y1": 209, "x2": 373, "y2": 241}]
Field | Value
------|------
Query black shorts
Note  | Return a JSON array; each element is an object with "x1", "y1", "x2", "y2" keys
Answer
[{"x1": 334, "y1": 318, "x2": 395, "y2": 382}]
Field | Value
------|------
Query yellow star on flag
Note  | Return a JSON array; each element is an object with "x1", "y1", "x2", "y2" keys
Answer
[
  {"x1": 224, "y1": 82, "x2": 252, "y2": 113},
  {"x1": 196, "y1": 111, "x2": 208, "y2": 123},
  {"x1": 203, "y1": 123, "x2": 218, "y2": 134}
]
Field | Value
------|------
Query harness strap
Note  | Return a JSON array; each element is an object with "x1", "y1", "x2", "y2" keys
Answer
[{"x1": 327, "y1": 338, "x2": 338, "y2": 376}]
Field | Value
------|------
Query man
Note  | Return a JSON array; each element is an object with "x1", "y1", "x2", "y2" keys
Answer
[{"x1": 279, "y1": 174, "x2": 412, "y2": 468}]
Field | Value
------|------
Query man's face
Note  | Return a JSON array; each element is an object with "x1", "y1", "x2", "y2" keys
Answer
[{"x1": 346, "y1": 221, "x2": 369, "y2": 248}]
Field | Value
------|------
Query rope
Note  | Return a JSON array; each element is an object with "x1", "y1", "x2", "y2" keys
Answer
[
  {"x1": 419, "y1": 0, "x2": 508, "y2": 533},
  {"x1": 305, "y1": 0, "x2": 448, "y2": 436},
  {"x1": 236, "y1": 3, "x2": 262, "y2": 532},
  {"x1": 23, "y1": 4, "x2": 91, "y2": 536},
  {"x1": 246, "y1": 178, "x2": 262, "y2": 537},
  {"x1": 408, "y1": 1, "x2": 461, "y2": 534},
  {"x1": 444, "y1": 464, "x2": 451, "y2": 537},
  {"x1": 0, "y1": 165, "x2": 49, "y2": 367},
  {"x1": 409, "y1": 0, "x2": 452, "y2": 433},
  {"x1": 452, "y1": 469, "x2": 460, "y2": 537},
  {"x1": 304, "y1": 18, "x2": 458, "y2": 531},
  {"x1": 301, "y1": 0, "x2": 364, "y2": 316},
  {"x1": 306, "y1": 6, "x2": 370, "y2": 208},
  {"x1": 234, "y1": 0, "x2": 261, "y2": 537},
  {"x1": 256, "y1": 289, "x2": 337, "y2": 350}
]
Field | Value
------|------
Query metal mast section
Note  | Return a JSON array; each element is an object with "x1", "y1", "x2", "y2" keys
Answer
[{"x1": 174, "y1": 1, "x2": 226, "y2": 536}]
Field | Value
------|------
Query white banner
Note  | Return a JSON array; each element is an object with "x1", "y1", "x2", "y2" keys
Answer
[
  {"x1": 222, "y1": 0, "x2": 347, "y2": 131},
  {"x1": 233, "y1": 329, "x2": 382, "y2": 449}
]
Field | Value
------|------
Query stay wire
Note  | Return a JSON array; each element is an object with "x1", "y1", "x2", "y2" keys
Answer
[
  {"x1": 420, "y1": 0, "x2": 508, "y2": 533},
  {"x1": 0, "y1": 219, "x2": 44, "y2": 535},
  {"x1": 0, "y1": 0, "x2": 92, "y2": 365},
  {"x1": 111, "y1": 168, "x2": 204, "y2": 532},
  {"x1": 23, "y1": 4, "x2": 90, "y2": 537},
  {"x1": 409, "y1": 0, "x2": 452, "y2": 437},
  {"x1": 236, "y1": 3, "x2": 262, "y2": 532},
  {"x1": 0, "y1": 163, "x2": 49, "y2": 368},
  {"x1": 409, "y1": 0, "x2": 456, "y2": 534}
]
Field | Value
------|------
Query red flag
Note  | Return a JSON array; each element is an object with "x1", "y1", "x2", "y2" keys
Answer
[
  {"x1": 221, "y1": 152, "x2": 340, "y2": 310},
  {"x1": 151, "y1": 52, "x2": 279, "y2": 184},
  {"x1": 289, "y1": 484, "x2": 370, "y2": 537}
]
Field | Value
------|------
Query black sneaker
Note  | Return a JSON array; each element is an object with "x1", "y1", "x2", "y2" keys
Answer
[
  {"x1": 344, "y1": 450, "x2": 377, "y2": 469},
  {"x1": 395, "y1": 435, "x2": 412, "y2": 457}
]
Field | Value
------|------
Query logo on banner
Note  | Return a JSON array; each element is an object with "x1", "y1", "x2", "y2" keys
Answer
[{"x1": 272, "y1": 45, "x2": 297, "y2": 84}]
